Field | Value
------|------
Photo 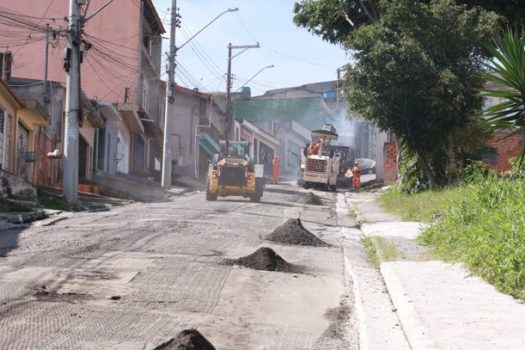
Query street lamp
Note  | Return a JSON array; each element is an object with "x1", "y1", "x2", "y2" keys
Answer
[
  {"x1": 236, "y1": 64, "x2": 275, "y2": 92},
  {"x1": 177, "y1": 8, "x2": 238, "y2": 51},
  {"x1": 161, "y1": 5, "x2": 238, "y2": 189},
  {"x1": 225, "y1": 42, "x2": 260, "y2": 140}
]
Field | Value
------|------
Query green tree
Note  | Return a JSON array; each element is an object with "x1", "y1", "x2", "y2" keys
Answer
[
  {"x1": 292, "y1": 0, "x2": 379, "y2": 44},
  {"x1": 346, "y1": 0, "x2": 497, "y2": 188},
  {"x1": 482, "y1": 29, "x2": 525, "y2": 162},
  {"x1": 293, "y1": 0, "x2": 522, "y2": 46}
]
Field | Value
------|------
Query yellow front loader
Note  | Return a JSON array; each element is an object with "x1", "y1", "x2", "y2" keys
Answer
[{"x1": 206, "y1": 141, "x2": 264, "y2": 202}]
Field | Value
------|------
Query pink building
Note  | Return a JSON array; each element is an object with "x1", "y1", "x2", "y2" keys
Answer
[{"x1": 0, "y1": 0, "x2": 165, "y2": 179}]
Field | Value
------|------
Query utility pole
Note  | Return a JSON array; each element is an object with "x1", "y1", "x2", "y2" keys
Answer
[
  {"x1": 225, "y1": 43, "x2": 260, "y2": 141},
  {"x1": 161, "y1": 0, "x2": 178, "y2": 189},
  {"x1": 44, "y1": 23, "x2": 50, "y2": 103},
  {"x1": 336, "y1": 68, "x2": 341, "y2": 112},
  {"x1": 63, "y1": 0, "x2": 83, "y2": 204},
  {"x1": 225, "y1": 43, "x2": 233, "y2": 140},
  {"x1": 160, "y1": 6, "x2": 236, "y2": 189}
]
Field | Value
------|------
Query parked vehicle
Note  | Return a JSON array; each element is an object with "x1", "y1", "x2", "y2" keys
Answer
[{"x1": 346, "y1": 158, "x2": 377, "y2": 188}]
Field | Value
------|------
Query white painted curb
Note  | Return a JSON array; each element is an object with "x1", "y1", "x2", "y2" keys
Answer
[
  {"x1": 337, "y1": 193, "x2": 368, "y2": 350},
  {"x1": 381, "y1": 263, "x2": 439, "y2": 350}
]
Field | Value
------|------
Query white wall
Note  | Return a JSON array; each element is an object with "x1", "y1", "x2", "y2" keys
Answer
[
  {"x1": 170, "y1": 92, "x2": 205, "y2": 177},
  {"x1": 117, "y1": 123, "x2": 130, "y2": 174}
]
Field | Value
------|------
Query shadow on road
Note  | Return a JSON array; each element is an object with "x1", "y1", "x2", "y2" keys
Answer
[
  {"x1": 264, "y1": 186, "x2": 305, "y2": 196},
  {"x1": 0, "y1": 224, "x2": 27, "y2": 257},
  {"x1": 219, "y1": 198, "x2": 298, "y2": 208}
]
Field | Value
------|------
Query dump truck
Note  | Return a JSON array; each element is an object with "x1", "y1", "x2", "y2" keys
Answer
[
  {"x1": 206, "y1": 140, "x2": 264, "y2": 202},
  {"x1": 300, "y1": 124, "x2": 341, "y2": 191}
]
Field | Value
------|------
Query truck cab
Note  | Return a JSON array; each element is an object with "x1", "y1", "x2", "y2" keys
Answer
[{"x1": 300, "y1": 124, "x2": 341, "y2": 191}]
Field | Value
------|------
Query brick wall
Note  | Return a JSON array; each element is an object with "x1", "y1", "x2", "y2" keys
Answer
[
  {"x1": 485, "y1": 131, "x2": 523, "y2": 174},
  {"x1": 383, "y1": 141, "x2": 399, "y2": 185},
  {"x1": 382, "y1": 130, "x2": 523, "y2": 183}
]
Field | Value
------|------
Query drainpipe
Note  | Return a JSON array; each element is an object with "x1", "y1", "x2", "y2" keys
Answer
[{"x1": 137, "y1": 0, "x2": 144, "y2": 110}]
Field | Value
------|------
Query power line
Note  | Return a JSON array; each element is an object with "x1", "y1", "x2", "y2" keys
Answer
[
  {"x1": 179, "y1": 25, "x2": 225, "y2": 82},
  {"x1": 176, "y1": 61, "x2": 210, "y2": 92},
  {"x1": 226, "y1": 1, "x2": 339, "y2": 69},
  {"x1": 0, "y1": 5, "x2": 63, "y2": 22},
  {"x1": 85, "y1": 56, "x2": 135, "y2": 102}
]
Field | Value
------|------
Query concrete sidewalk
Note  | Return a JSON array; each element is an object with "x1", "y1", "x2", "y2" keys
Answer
[{"x1": 348, "y1": 191, "x2": 525, "y2": 350}]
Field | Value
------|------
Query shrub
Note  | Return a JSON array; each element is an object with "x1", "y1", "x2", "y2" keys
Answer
[
  {"x1": 420, "y1": 177, "x2": 525, "y2": 299},
  {"x1": 459, "y1": 160, "x2": 489, "y2": 184}
]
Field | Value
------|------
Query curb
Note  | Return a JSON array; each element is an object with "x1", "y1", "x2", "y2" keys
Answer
[
  {"x1": 380, "y1": 263, "x2": 438, "y2": 350},
  {"x1": 344, "y1": 252, "x2": 368, "y2": 350},
  {"x1": 2, "y1": 210, "x2": 46, "y2": 224},
  {"x1": 337, "y1": 193, "x2": 368, "y2": 350}
]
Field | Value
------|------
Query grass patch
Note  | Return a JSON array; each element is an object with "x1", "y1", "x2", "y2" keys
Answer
[
  {"x1": 379, "y1": 186, "x2": 467, "y2": 223},
  {"x1": 374, "y1": 236, "x2": 399, "y2": 261},
  {"x1": 363, "y1": 236, "x2": 380, "y2": 268},
  {"x1": 37, "y1": 188, "x2": 76, "y2": 211},
  {"x1": 363, "y1": 236, "x2": 399, "y2": 268},
  {"x1": 0, "y1": 198, "x2": 33, "y2": 212},
  {"x1": 420, "y1": 177, "x2": 525, "y2": 300}
]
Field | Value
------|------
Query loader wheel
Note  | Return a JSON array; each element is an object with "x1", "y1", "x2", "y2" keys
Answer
[
  {"x1": 330, "y1": 185, "x2": 337, "y2": 192},
  {"x1": 206, "y1": 189, "x2": 217, "y2": 201}
]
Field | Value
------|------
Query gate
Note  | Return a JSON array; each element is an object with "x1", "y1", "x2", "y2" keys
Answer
[{"x1": 16, "y1": 123, "x2": 34, "y2": 183}]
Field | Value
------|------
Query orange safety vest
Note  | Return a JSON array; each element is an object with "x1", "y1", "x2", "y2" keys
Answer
[
  {"x1": 272, "y1": 157, "x2": 280, "y2": 182},
  {"x1": 352, "y1": 165, "x2": 361, "y2": 188}
]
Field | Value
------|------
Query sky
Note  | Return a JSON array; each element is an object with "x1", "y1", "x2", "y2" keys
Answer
[{"x1": 152, "y1": 0, "x2": 350, "y2": 96}]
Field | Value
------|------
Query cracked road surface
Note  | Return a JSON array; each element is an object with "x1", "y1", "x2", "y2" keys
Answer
[{"x1": 0, "y1": 185, "x2": 358, "y2": 349}]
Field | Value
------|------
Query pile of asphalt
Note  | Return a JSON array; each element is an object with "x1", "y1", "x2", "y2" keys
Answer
[
  {"x1": 224, "y1": 247, "x2": 297, "y2": 272},
  {"x1": 299, "y1": 192, "x2": 323, "y2": 205},
  {"x1": 265, "y1": 218, "x2": 330, "y2": 247},
  {"x1": 154, "y1": 329, "x2": 216, "y2": 350}
]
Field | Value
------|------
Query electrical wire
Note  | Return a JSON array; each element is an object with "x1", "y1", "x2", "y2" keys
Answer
[
  {"x1": 0, "y1": 6, "x2": 65, "y2": 54},
  {"x1": 0, "y1": 5, "x2": 63, "y2": 22},
  {"x1": 226, "y1": 0, "x2": 338, "y2": 69},
  {"x1": 176, "y1": 61, "x2": 210, "y2": 92},
  {"x1": 179, "y1": 24, "x2": 225, "y2": 81},
  {"x1": 85, "y1": 54, "x2": 136, "y2": 102}
]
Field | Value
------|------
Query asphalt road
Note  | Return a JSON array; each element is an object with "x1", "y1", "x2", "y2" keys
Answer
[{"x1": 0, "y1": 184, "x2": 358, "y2": 349}]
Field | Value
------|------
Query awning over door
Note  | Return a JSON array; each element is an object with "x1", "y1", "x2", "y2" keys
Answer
[{"x1": 197, "y1": 133, "x2": 220, "y2": 156}]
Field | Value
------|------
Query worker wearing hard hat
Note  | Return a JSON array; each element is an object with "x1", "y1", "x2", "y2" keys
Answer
[
  {"x1": 352, "y1": 161, "x2": 362, "y2": 191},
  {"x1": 272, "y1": 155, "x2": 280, "y2": 184}
]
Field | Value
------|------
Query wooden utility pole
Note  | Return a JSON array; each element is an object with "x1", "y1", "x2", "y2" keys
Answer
[{"x1": 225, "y1": 42, "x2": 260, "y2": 141}]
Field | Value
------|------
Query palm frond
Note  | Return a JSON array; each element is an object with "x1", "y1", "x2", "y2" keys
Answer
[{"x1": 482, "y1": 28, "x2": 525, "y2": 143}]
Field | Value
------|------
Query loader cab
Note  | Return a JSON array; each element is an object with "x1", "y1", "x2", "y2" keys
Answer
[{"x1": 219, "y1": 140, "x2": 250, "y2": 160}]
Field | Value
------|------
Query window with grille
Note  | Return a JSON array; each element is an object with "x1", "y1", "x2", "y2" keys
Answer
[{"x1": 0, "y1": 108, "x2": 4, "y2": 133}]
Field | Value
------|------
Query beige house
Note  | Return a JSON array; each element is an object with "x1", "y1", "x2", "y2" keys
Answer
[{"x1": 0, "y1": 79, "x2": 49, "y2": 184}]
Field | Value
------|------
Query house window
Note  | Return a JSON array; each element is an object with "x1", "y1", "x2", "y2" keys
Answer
[
  {"x1": 0, "y1": 108, "x2": 5, "y2": 134},
  {"x1": 481, "y1": 147, "x2": 498, "y2": 164},
  {"x1": 142, "y1": 86, "x2": 149, "y2": 112},
  {"x1": 143, "y1": 35, "x2": 152, "y2": 56},
  {"x1": 0, "y1": 108, "x2": 4, "y2": 169},
  {"x1": 272, "y1": 121, "x2": 279, "y2": 135},
  {"x1": 0, "y1": 108, "x2": 4, "y2": 133}
]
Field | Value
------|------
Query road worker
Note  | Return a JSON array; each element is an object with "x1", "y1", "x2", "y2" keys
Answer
[
  {"x1": 307, "y1": 137, "x2": 322, "y2": 155},
  {"x1": 272, "y1": 155, "x2": 280, "y2": 184},
  {"x1": 352, "y1": 161, "x2": 362, "y2": 191}
]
